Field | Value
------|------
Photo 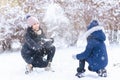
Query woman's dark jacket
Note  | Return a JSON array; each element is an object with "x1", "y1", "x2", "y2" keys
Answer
[{"x1": 21, "y1": 27, "x2": 53, "y2": 64}]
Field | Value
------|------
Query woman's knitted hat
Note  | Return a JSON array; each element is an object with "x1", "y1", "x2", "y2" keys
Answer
[{"x1": 26, "y1": 15, "x2": 39, "y2": 27}]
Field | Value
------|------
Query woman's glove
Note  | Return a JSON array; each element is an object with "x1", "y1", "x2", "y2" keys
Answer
[
  {"x1": 38, "y1": 38, "x2": 54, "y2": 49},
  {"x1": 43, "y1": 41, "x2": 53, "y2": 48},
  {"x1": 50, "y1": 38, "x2": 54, "y2": 43}
]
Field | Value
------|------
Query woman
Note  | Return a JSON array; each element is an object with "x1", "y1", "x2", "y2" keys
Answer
[{"x1": 21, "y1": 15, "x2": 56, "y2": 74}]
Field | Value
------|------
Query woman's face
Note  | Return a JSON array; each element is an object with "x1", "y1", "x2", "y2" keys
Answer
[{"x1": 32, "y1": 23, "x2": 40, "y2": 31}]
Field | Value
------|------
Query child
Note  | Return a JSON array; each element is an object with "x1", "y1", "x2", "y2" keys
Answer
[
  {"x1": 72, "y1": 20, "x2": 108, "y2": 78},
  {"x1": 21, "y1": 15, "x2": 56, "y2": 74}
]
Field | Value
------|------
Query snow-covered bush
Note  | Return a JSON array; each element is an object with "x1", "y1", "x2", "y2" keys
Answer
[
  {"x1": 0, "y1": 4, "x2": 25, "y2": 51},
  {"x1": 0, "y1": 0, "x2": 119, "y2": 51},
  {"x1": 43, "y1": 3, "x2": 73, "y2": 48}
]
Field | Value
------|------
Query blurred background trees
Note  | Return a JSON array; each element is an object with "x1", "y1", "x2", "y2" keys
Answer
[{"x1": 0, "y1": 0, "x2": 120, "y2": 51}]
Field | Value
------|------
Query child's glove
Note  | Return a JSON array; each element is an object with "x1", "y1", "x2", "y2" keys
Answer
[{"x1": 72, "y1": 54, "x2": 77, "y2": 60}]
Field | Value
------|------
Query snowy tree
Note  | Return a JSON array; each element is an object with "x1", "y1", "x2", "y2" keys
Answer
[
  {"x1": 0, "y1": 4, "x2": 25, "y2": 51},
  {"x1": 0, "y1": 0, "x2": 120, "y2": 51},
  {"x1": 43, "y1": 3, "x2": 74, "y2": 47}
]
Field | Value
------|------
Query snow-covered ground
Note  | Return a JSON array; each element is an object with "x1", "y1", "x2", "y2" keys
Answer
[{"x1": 0, "y1": 45, "x2": 120, "y2": 80}]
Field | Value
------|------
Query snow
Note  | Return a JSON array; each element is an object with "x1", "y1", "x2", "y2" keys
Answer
[
  {"x1": 11, "y1": 40, "x2": 21, "y2": 49},
  {"x1": 0, "y1": 45, "x2": 120, "y2": 80},
  {"x1": 43, "y1": 3, "x2": 69, "y2": 25},
  {"x1": 0, "y1": 0, "x2": 120, "y2": 80}
]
